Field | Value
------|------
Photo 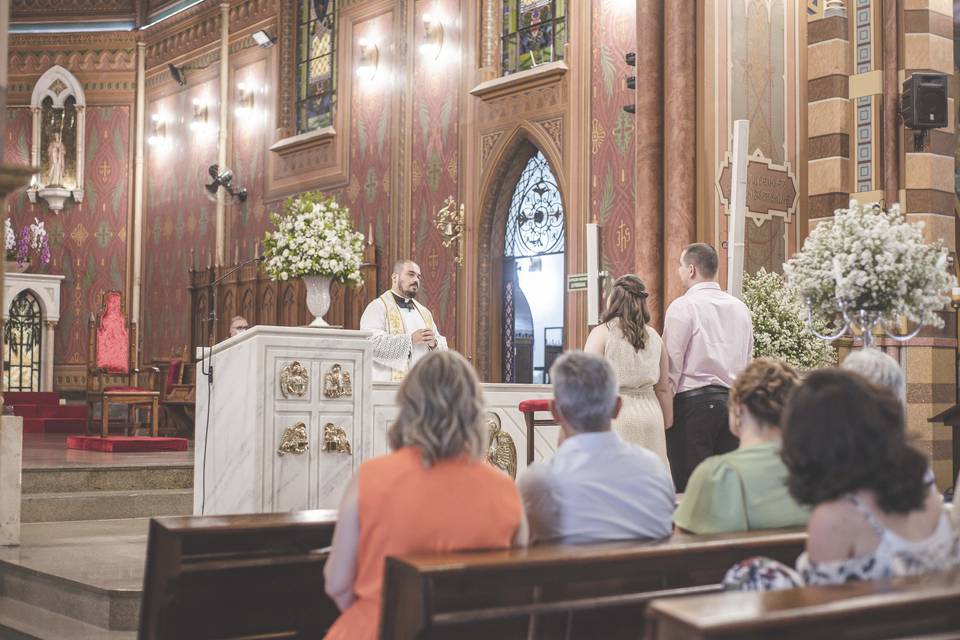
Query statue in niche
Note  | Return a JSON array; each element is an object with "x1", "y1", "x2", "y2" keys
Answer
[{"x1": 46, "y1": 132, "x2": 66, "y2": 187}]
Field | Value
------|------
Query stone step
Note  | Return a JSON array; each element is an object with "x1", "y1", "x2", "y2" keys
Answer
[
  {"x1": 0, "y1": 558, "x2": 140, "y2": 633},
  {"x1": 22, "y1": 465, "x2": 193, "y2": 494},
  {"x1": 0, "y1": 596, "x2": 136, "y2": 639},
  {"x1": 21, "y1": 489, "x2": 193, "y2": 523}
]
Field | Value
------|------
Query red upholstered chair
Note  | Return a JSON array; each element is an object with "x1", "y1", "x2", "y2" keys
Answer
[
  {"x1": 86, "y1": 291, "x2": 160, "y2": 437},
  {"x1": 518, "y1": 399, "x2": 557, "y2": 464}
]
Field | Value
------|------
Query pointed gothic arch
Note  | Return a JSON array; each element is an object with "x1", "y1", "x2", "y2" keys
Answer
[{"x1": 475, "y1": 124, "x2": 567, "y2": 382}]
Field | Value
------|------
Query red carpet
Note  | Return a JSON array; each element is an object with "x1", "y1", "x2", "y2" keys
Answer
[
  {"x1": 66, "y1": 435, "x2": 189, "y2": 453},
  {"x1": 6, "y1": 391, "x2": 87, "y2": 434}
]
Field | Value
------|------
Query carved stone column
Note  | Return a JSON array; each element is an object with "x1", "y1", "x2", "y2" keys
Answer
[
  {"x1": 662, "y1": 0, "x2": 697, "y2": 306},
  {"x1": 635, "y1": 0, "x2": 664, "y2": 326}
]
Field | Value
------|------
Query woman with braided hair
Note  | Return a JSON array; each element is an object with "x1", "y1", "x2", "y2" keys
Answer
[
  {"x1": 584, "y1": 275, "x2": 672, "y2": 471},
  {"x1": 673, "y1": 358, "x2": 809, "y2": 534}
]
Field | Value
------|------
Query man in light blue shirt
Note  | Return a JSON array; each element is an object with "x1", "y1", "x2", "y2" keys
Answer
[{"x1": 518, "y1": 352, "x2": 676, "y2": 544}]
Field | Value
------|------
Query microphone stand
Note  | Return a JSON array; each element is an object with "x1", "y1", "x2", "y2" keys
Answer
[{"x1": 199, "y1": 255, "x2": 265, "y2": 385}]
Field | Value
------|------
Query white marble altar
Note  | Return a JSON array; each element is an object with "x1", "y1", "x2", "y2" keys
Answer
[
  {"x1": 194, "y1": 326, "x2": 373, "y2": 516},
  {"x1": 3, "y1": 272, "x2": 63, "y2": 391},
  {"x1": 0, "y1": 415, "x2": 23, "y2": 546}
]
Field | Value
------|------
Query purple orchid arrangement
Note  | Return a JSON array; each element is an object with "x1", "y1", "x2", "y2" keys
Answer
[{"x1": 5, "y1": 218, "x2": 51, "y2": 267}]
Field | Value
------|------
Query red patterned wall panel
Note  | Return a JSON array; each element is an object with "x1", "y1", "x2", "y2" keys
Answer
[
  {"x1": 142, "y1": 79, "x2": 220, "y2": 362},
  {"x1": 590, "y1": 0, "x2": 637, "y2": 280},
  {"x1": 408, "y1": 0, "x2": 460, "y2": 347},
  {"x1": 5, "y1": 105, "x2": 130, "y2": 365}
]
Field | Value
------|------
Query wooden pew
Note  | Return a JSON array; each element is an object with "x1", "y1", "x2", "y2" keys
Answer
[
  {"x1": 379, "y1": 529, "x2": 806, "y2": 640},
  {"x1": 644, "y1": 568, "x2": 960, "y2": 640},
  {"x1": 139, "y1": 509, "x2": 339, "y2": 640}
]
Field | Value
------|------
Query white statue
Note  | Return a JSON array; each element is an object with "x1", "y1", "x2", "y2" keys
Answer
[{"x1": 46, "y1": 132, "x2": 66, "y2": 187}]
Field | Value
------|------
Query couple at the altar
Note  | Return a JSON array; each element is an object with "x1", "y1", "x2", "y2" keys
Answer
[{"x1": 359, "y1": 259, "x2": 449, "y2": 382}]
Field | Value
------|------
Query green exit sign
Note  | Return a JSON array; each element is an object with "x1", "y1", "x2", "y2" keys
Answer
[{"x1": 566, "y1": 274, "x2": 588, "y2": 291}]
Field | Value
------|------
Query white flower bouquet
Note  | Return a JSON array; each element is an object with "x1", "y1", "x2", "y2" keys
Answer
[
  {"x1": 742, "y1": 268, "x2": 835, "y2": 370},
  {"x1": 784, "y1": 200, "x2": 955, "y2": 330},
  {"x1": 263, "y1": 192, "x2": 364, "y2": 285}
]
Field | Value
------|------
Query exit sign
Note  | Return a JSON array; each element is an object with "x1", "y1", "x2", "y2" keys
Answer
[{"x1": 566, "y1": 273, "x2": 588, "y2": 291}]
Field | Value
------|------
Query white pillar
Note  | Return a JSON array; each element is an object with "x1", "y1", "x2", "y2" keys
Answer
[
  {"x1": 43, "y1": 321, "x2": 55, "y2": 391},
  {"x1": 0, "y1": 415, "x2": 23, "y2": 546},
  {"x1": 132, "y1": 41, "x2": 146, "y2": 322},
  {"x1": 726, "y1": 119, "x2": 749, "y2": 299}
]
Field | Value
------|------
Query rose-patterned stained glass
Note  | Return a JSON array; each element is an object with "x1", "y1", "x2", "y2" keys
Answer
[
  {"x1": 505, "y1": 151, "x2": 565, "y2": 257},
  {"x1": 297, "y1": 0, "x2": 337, "y2": 133},
  {"x1": 3, "y1": 290, "x2": 42, "y2": 392},
  {"x1": 501, "y1": 0, "x2": 566, "y2": 75}
]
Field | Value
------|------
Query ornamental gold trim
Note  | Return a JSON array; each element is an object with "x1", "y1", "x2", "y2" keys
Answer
[
  {"x1": 322, "y1": 423, "x2": 352, "y2": 455},
  {"x1": 323, "y1": 363, "x2": 352, "y2": 399},
  {"x1": 485, "y1": 413, "x2": 517, "y2": 479},
  {"x1": 277, "y1": 422, "x2": 309, "y2": 456},
  {"x1": 279, "y1": 361, "x2": 309, "y2": 398}
]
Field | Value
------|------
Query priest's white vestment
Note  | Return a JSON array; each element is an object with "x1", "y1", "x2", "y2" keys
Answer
[{"x1": 359, "y1": 292, "x2": 449, "y2": 382}]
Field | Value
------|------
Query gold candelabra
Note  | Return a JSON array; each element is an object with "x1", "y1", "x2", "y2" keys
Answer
[{"x1": 434, "y1": 195, "x2": 465, "y2": 266}]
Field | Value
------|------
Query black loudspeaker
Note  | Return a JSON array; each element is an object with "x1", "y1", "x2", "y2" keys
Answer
[{"x1": 902, "y1": 73, "x2": 948, "y2": 129}]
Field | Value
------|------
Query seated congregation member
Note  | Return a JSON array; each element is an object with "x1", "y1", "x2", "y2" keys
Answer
[
  {"x1": 841, "y1": 347, "x2": 906, "y2": 407},
  {"x1": 323, "y1": 351, "x2": 527, "y2": 640},
  {"x1": 784, "y1": 369, "x2": 960, "y2": 586},
  {"x1": 518, "y1": 352, "x2": 675, "y2": 544},
  {"x1": 673, "y1": 358, "x2": 808, "y2": 534},
  {"x1": 584, "y1": 274, "x2": 672, "y2": 471}
]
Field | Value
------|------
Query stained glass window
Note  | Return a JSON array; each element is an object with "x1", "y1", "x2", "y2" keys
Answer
[
  {"x1": 501, "y1": 0, "x2": 566, "y2": 76},
  {"x1": 296, "y1": 0, "x2": 337, "y2": 134},
  {"x1": 505, "y1": 151, "x2": 565, "y2": 257}
]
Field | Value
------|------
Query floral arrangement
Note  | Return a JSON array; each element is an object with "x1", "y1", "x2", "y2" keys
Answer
[
  {"x1": 5, "y1": 218, "x2": 51, "y2": 266},
  {"x1": 742, "y1": 268, "x2": 835, "y2": 370},
  {"x1": 262, "y1": 192, "x2": 364, "y2": 284},
  {"x1": 783, "y1": 201, "x2": 955, "y2": 329}
]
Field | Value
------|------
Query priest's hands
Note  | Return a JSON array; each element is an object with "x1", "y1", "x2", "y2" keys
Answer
[{"x1": 411, "y1": 328, "x2": 438, "y2": 349}]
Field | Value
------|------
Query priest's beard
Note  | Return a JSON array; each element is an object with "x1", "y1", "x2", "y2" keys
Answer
[{"x1": 396, "y1": 283, "x2": 419, "y2": 299}]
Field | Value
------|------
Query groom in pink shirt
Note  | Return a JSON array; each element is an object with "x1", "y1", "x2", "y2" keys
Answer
[{"x1": 662, "y1": 243, "x2": 753, "y2": 491}]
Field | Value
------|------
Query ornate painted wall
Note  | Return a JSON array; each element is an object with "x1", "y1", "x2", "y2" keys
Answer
[
  {"x1": 4, "y1": 105, "x2": 131, "y2": 371},
  {"x1": 590, "y1": 0, "x2": 636, "y2": 280},
  {"x1": 142, "y1": 78, "x2": 220, "y2": 362}
]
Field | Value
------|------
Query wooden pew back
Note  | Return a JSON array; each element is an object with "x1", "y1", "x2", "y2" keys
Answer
[
  {"x1": 139, "y1": 510, "x2": 339, "y2": 640},
  {"x1": 645, "y1": 568, "x2": 960, "y2": 640},
  {"x1": 380, "y1": 529, "x2": 806, "y2": 640}
]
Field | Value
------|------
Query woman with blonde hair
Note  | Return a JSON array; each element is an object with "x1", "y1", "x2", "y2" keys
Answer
[
  {"x1": 674, "y1": 358, "x2": 808, "y2": 534},
  {"x1": 324, "y1": 351, "x2": 526, "y2": 640},
  {"x1": 584, "y1": 274, "x2": 672, "y2": 470}
]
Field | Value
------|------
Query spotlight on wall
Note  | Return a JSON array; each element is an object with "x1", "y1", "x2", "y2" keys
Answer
[
  {"x1": 356, "y1": 37, "x2": 380, "y2": 80},
  {"x1": 419, "y1": 12, "x2": 444, "y2": 59},
  {"x1": 147, "y1": 112, "x2": 167, "y2": 146},
  {"x1": 235, "y1": 82, "x2": 256, "y2": 117},
  {"x1": 252, "y1": 30, "x2": 276, "y2": 48},
  {"x1": 168, "y1": 62, "x2": 186, "y2": 86},
  {"x1": 190, "y1": 96, "x2": 209, "y2": 132},
  {"x1": 205, "y1": 164, "x2": 247, "y2": 202}
]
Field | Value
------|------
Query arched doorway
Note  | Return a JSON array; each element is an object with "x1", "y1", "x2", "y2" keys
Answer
[
  {"x1": 501, "y1": 151, "x2": 566, "y2": 383},
  {"x1": 4, "y1": 290, "x2": 43, "y2": 392}
]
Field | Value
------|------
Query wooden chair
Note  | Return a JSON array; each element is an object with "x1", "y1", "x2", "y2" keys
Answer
[
  {"x1": 518, "y1": 399, "x2": 557, "y2": 464},
  {"x1": 139, "y1": 510, "x2": 340, "y2": 639},
  {"x1": 85, "y1": 290, "x2": 160, "y2": 437},
  {"x1": 158, "y1": 345, "x2": 196, "y2": 434}
]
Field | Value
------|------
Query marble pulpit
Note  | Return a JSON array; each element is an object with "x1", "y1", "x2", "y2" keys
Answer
[{"x1": 194, "y1": 326, "x2": 372, "y2": 516}]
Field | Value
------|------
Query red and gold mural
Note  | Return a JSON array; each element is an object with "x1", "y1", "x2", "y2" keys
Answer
[
  {"x1": 142, "y1": 78, "x2": 220, "y2": 362},
  {"x1": 590, "y1": 0, "x2": 636, "y2": 280},
  {"x1": 5, "y1": 105, "x2": 131, "y2": 366}
]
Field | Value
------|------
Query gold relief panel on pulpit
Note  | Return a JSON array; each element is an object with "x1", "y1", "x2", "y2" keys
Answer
[
  {"x1": 279, "y1": 361, "x2": 310, "y2": 399},
  {"x1": 485, "y1": 413, "x2": 517, "y2": 479},
  {"x1": 277, "y1": 422, "x2": 310, "y2": 456},
  {"x1": 323, "y1": 363, "x2": 352, "y2": 399}
]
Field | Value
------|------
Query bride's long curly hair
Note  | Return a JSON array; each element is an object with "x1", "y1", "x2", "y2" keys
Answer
[{"x1": 601, "y1": 275, "x2": 652, "y2": 352}]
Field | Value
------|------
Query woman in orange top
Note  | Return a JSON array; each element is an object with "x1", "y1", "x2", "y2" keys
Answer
[{"x1": 324, "y1": 351, "x2": 528, "y2": 639}]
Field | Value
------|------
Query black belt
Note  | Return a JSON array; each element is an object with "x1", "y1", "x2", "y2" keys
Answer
[{"x1": 676, "y1": 385, "x2": 729, "y2": 401}]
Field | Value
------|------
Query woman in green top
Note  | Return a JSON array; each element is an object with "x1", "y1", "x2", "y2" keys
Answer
[{"x1": 673, "y1": 358, "x2": 809, "y2": 534}]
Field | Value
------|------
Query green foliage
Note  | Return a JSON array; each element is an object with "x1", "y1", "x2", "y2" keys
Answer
[{"x1": 742, "y1": 268, "x2": 836, "y2": 370}]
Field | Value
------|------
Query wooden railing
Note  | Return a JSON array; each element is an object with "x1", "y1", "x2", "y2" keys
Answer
[{"x1": 188, "y1": 241, "x2": 378, "y2": 355}]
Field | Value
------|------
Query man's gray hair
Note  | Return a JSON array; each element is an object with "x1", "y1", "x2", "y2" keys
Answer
[
  {"x1": 550, "y1": 352, "x2": 619, "y2": 432},
  {"x1": 841, "y1": 348, "x2": 906, "y2": 406}
]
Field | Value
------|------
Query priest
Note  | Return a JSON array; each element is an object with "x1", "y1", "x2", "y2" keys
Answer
[{"x1": 360, "y1": 259, "x2": 448, "y2": 381}]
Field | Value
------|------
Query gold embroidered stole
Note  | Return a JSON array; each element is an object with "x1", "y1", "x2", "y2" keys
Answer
[{"x1": 378, "y1": 292, "x2": 435, "y2": 381}]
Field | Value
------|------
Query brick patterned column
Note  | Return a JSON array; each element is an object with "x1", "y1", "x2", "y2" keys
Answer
[
  {"x1": 900, "y1": 0, "x2": 957, "y2": 491},
  {"x1": 807, "y1": 4, "x2": 853, "y2": 223}
]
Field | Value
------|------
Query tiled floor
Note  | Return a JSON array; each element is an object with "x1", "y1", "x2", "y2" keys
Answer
[
  {"x1": 0, "y1": 518, "x2": 149, "y2": 592},
  {"x1": 22, "y1": 433, "x2": 194, "y2": 470}
]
